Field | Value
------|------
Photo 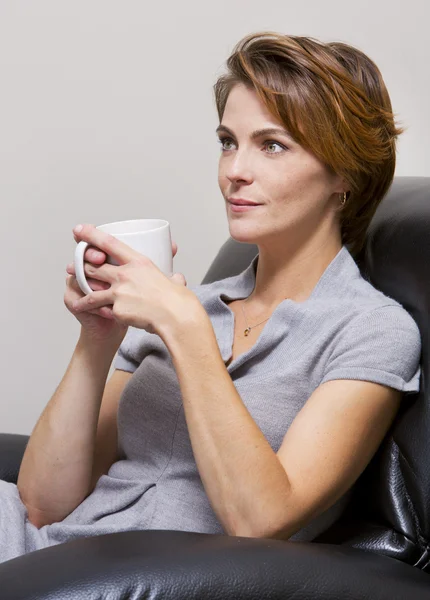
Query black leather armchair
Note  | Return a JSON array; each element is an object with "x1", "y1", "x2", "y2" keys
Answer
[{"x1": 0, "y1": 176, "x2": 429, "y2": 599}]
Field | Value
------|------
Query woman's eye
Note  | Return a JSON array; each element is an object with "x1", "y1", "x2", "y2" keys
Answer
[
  {"x1": 265, "y1": 141, "x2": 284, "y2": 154},
  {"x1": 217, "y1": 137, "x2": 286, "y2": 154},
  {"x1": 217, "y1": 137, "x2": 232, "y2": 151}
]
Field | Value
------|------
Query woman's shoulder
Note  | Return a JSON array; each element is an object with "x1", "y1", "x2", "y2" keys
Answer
[
  {"x1": 323, "y1": 251, "x2": 415, "y2": 321},
  {"x1": 319, "y1": 270, "x2": 422, "y2": 394}
]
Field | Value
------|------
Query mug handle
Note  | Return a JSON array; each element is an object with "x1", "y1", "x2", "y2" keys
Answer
[{"x1": 74, "y1": 241, "x2": 95, "y2": 295}]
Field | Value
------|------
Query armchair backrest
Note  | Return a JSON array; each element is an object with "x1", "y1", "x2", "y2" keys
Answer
[{"x1": 201, "y1": 176, "x2": 430, "y2": 570}]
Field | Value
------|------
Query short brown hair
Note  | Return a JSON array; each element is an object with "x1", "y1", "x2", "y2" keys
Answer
[{"x1": 213, "y1": 31, "x2": 405, "y2": 259}]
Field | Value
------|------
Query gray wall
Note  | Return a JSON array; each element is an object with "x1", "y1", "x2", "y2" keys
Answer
[{"x1": 1, "y1": 0, "x2": 428, "y2": 434}]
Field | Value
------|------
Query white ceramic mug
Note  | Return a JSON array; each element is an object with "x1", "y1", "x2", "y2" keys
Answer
[{"x1": 74, "y1": 219, "x2": 173, "y2": 295}]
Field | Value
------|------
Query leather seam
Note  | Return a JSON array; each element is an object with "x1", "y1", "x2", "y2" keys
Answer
[{"x1": 395, "y1": 441, "x2": 429, "y2": 551}]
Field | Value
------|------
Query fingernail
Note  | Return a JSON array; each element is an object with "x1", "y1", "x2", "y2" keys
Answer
[{"x1": 74, "y1": 224, "x2": 83, "y2": 233}]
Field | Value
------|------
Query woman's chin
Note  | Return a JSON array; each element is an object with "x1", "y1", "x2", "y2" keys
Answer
[{"x1": 227, "y1": 226, "x2": 261, "y2": 244}]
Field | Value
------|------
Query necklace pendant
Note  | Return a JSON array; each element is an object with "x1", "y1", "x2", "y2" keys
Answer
[{"x1": 244, "y1": 327, "x2": 251, "y2": 336}]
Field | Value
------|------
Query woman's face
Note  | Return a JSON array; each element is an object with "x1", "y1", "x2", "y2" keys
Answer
[{"x1": 217, "y1": 83, "x2": 344, "y2": 248}]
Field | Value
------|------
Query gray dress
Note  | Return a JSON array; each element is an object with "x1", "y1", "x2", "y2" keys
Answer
[{"x1": 0, "y1": 245, "x2": 422, "y2": 564}]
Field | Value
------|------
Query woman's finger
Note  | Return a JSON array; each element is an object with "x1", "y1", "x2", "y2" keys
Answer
[
  {"x1": 84, "y1": 247, "x2": 106, "y2": 264},
  {"x1": 67, "y1": 272, "x2": 110, "y2": 292},
  {"x1": 66, "y1": 277, "x2": 112, "y2": 318},
  {"x1": 66, "y1": 262, "x2": 110, "y2": 288},
  {"x1": 170, "y1": 272, "x2": 187, "y2": 286},
  {"x1": 73, "y1": 288, "x2": 113, "y2": 312},
  {"x1": 73, "y1": 240, "x2": 177, "y2": 262},
  {"x1": 89, "y1": 306, "x2": 114, "y2": 318}
]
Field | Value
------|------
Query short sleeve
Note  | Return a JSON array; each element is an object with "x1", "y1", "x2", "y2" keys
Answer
[
  {"x1": 113, "y1": 326, "x2": 156, "y2": 374},
  {"x1": 320, "y1": 305, "x2": 422, "y2": 394}
]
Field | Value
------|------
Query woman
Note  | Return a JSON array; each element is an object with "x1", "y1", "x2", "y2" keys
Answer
[{"x1": 1, "y1": 31, "x2": 421, "y2": 564}]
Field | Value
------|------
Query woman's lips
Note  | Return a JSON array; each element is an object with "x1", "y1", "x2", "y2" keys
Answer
[
  {"x1": 229, "y1": 203, "x2": 262, "y2": 212},
  {"x1": 229, "y1": 202, "x2": 262, "y2": 212}
]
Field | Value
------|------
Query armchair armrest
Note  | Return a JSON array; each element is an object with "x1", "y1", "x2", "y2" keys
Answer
[
  {"x1": 0, "y1": 530, "x2": 428, "y2": 599},
  {"x1": 0, "y1": 433, "x2": 29, "y2": 484}
]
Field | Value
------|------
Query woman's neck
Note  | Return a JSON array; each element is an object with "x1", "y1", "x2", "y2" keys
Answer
[{"x1": 248, "y1": 238, "x2": 343, "y2": 310}]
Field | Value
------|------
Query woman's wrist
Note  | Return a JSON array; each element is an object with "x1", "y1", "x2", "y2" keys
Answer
[{"x1": 76, "y1": 331, "x2": 122, "y2": 364}]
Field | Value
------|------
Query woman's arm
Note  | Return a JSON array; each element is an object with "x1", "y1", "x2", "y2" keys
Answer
[
  {"x1": 17, "y1": 337, "x2": 116, "y2": 528},
  {"x1": 160, "y1": 311, "x2": 402, "y2": 540}
]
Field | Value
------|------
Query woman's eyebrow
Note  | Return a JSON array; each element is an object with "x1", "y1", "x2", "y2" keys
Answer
[{"x1": 215, "y1": 124, "x2": 293, "y2": 141}]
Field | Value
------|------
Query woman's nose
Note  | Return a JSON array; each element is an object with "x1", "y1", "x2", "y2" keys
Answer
[{"x1": 225, "y1": 152, "x2": 254, "y2": 183}]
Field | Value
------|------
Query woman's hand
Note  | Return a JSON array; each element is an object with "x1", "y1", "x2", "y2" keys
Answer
[
  {"x1": 65, "y1": 229, "x2": 181, "y2": 349},
  {"x1": 68, "y1": 224, "x2": 201, "y2": 338}
]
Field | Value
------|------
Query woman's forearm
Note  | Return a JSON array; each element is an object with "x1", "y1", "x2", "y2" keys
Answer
[
  {"x1": 17, "y1": 336, "x2": 115, "y2": 528},
  {"x1": 160, "y1": 311, "x2": 292, "y2": 539}
]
